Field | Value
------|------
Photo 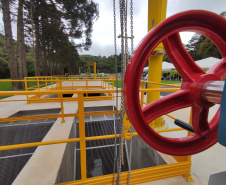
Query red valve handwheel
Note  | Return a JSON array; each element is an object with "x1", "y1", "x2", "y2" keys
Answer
[{"x1": 124, "y1": 10, "x2": 226, "y2": 156}]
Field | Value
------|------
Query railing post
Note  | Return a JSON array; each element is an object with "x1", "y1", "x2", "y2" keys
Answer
[
  {"x1": 51, "y1": 76, "x2": 53, "y2": 90},
  {"x1": 86, "y1": 78, "x2": 88, "y2": 99},
  {"x1": 78, "y1": 93, "x2": 87, "y2": 180},
  {"x1": 24, "y1": 77, "x2": 29, "y2": 104},
  {"x1": 108, "y1": 78, "x2": 110, "y2": 89},
  {"x1": 72, "y1": 78, "x2": 73, "y2": 89},
  {"x1": 112, "y1": 78, "x2": 115, "y2": 100},
  {"x1": 45, "y1": 77, "x2": 47, "y2": 90},
  {"x1": 113, "y1": 78, "x2": 115, "y2": 89},
  {"x1": 103, "y1": 77, "x2": 106, "y2": 89},
  {"x1": 60, "y1": 82, "x2": 65, "y2": 123},
  {"x1": 37, "y1": 78, "x2": 40, "y2": 99}
]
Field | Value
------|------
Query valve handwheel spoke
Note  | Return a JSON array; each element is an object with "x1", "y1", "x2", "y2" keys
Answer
[
  {"x1": 124, "y1": 10, "x2": 226, "y2": 155},
  {"x1": 191, "y1": 106, "x2": 210, "y2": 136},
  {"x1": 143, "y1": 90, "x2": 192, "y2": 124},
  {"x1": 163, "y1": 33, "x2": 205, "y2": 82},
  {"x1": 207, "y1": 58, "x2": 226, "y2": 79}
]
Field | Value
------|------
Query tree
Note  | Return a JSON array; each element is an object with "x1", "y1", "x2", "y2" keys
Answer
[
  {"x1": 24, "y1": 0, "x2": 99, "y2": 76},
  {"x1": 1, "y1": 0, "x2": 19, "y2": 90},
  {"x1": 17, "y1": 0, "x2": 27, "y2": 89}
]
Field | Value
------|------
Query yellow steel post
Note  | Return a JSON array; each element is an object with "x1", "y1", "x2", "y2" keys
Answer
[
  {"x1": 72, "y1": 79, "x2": 73, "y2": 89},
  {"x1": 86, "y1": 78, "x2": 88, "y2": 99},
  {"x1": 108, "y1": 78, "x2": 110, "y2": 89},
  {"x1": 183, "y1": 109, "x2": 194, "y2": 181},
  {"x1": 24, "y1": 77, "x2": 29, "y2": 104},
  {"x1": 51, "y1": 76, "x2": 53, "y2": 90},
  {"x1": 113, "y1": 78, "x2": 115, "y2": 89},
  {"x1": 104, "y1": 77, "x2": 106, "y2": 89},
  {"x1": 45, "y1": 77, "x2": 47, "y2": 90},
  {"x1": 147, "y1": 0, "x2": 167, "y2": 128},
  {"x1": 78, "y1": 93, "x2": 87, "y2": 180},
  {"x1": 60, "y1": 82, "x2": 65, "y2": 123},
  {"x1": 37, "y1": 78, "x2": 40, "y2": 99},
  {"x1": 94, "y1": 62, "x2": 96, "y2": 79}
]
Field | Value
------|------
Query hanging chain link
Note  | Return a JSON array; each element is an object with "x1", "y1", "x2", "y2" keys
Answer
[
  {"x1": 112, "y1": 0, "x2": 118, "y2": 184},
  {"x1": 130, "y1": 0, "x2": 134, "y2": 53},
  {"x1": 124, "y1": 0, "x2": 129, "y2": 66},
  {"x1": 112, "y1": 0, "x2": 134, "y2": 184},
  {"x1": 116, "y1": 0, "x2": 126, "y2": 184},
  {"x1": 126, "y1": 1, "x2": 134, "y2": 184}
]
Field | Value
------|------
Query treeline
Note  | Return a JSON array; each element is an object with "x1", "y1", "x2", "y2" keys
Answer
[
  {"x1": 163, "y1": 11, "x2": 226, "y2": 62},
  {"x1": 79, "y1": 54, "x2": 123, "y2": 73},
  {"x1": 0, "y1": 0, "x2": 99, "y2": 90},
  {"x1": 0, "y1": 33, "x2": 35, "y2": 78}
]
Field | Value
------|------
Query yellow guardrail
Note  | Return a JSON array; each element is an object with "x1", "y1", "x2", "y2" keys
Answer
[{"x1": 0, "y1": 77, "x2": 193, "y2": 184}]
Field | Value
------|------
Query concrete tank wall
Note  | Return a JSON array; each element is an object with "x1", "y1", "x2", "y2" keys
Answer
[{"x1": 55, "y1": 120, "x2": 76, "y2": 183}]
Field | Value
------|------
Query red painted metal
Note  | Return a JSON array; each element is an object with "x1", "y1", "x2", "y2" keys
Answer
[{"x1": 124, "y1": 10, "x2": 226, "y2": 156}]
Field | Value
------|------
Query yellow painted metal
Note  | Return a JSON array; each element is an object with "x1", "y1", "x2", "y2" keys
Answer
[
  {"x1": 147, "y1": 0, "x2": 167, "y2": 128},
  {"x1": 148, "y1": 0, "x2": 167, "y2": 51},
  {"x1": 24, "y1": 77, "x2": 29, "y2": 104},
  {"x1": 85, "y1": 62, "x2": 97, "y2": 79},
  {"x1": 0, "y1": 138, "x2": 81, "y2": 151},
  {"x1": 123, "y1": 113, "x2": 133, "y2": 140},
  {"x1": 57, "y1": 161, "x2": 191, "y2": 185},
  {"x1": 166, "y1": 114, "x2": 177, "y2": 120},
  {"x1": 0, "y1": 128, "x2": 183, "y2": 151},
  {"x1": 0, "y1": 76, "x2": 192, "y2": 184},
  {"x1": 94, "y1": 62, "x2": 96, "y2": 79},
  {"x1": 140, "y1": 80, "x2": 181, "y2": 88},
  {"x1": 59, "y1": 82, "x2": 65, "y2": 123},
  {"x1": 78, "y1": 93, "x2": 87, "y2": 180}
]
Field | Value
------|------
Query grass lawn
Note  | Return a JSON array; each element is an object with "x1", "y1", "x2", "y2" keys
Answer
[
  {"x1": 0, "y1": 79, "x2": 47, "y2": 100},
  {"x1": 161, "y1": 80, "x2": 182, "y2": 84},
  {"x1": 109, "y1": 80, "x2": 181, "y2": 88},
  {"x1": 0, "y1": 80, "x2": 13, "y2": 99}
]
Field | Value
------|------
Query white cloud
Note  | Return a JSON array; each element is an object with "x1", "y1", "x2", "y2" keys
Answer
[{"x1": 80, "y1": 0, "x2": 226, "y2": 56}]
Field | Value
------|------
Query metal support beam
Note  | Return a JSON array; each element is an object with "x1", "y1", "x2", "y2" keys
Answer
[
  {"x1": 78, "y1": 93, "x2": 87, "y2": 180},
  {"x1": 147, "y1": 0, "x2": 167, "y2": 128}
]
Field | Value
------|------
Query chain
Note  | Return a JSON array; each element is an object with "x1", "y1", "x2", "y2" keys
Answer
[
  {"x1": 127, "y1": 131, "x2": 133, "y2": 185},
  {"x1": 116, "y1": 0, "x2": 126, "y2": 184},
  {"x1": 130, "y1": 0, "x2": 134, "y2": 53},
  {"x1": 112, "y1": 0, "x2": 118, "y2": 184},
  {"x1": 127, "y1": 0, "x2": 134, "y2": 184},
  {"x1": 124, "y1": 0, "x2": 129, "y2": 66}
]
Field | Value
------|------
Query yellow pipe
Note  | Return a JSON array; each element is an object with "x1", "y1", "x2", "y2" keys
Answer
[
  {"x1": 94, "y1": 62, "x2": 96, "y2": 79},
  {"x1": 166, "y1": 114, "x2": 177, "y2": 120},
  {"x1": 0, "y1": 128, "x2": 183, "y2": 151},
  {"x1": 78, "y1": 93, "x2": 87, "y2": 180},
  {"x1": 140, "y1": 80, "x2": 181, "y2": 88},
  {"x1": 57, "y1": 161, "x2": 191, "y2": 185},
  {"x1": 0, "y1": 88, "x2": 180, "y2": 96},
  {"x1": 0, "y1": 138, "x2": 80, "y2": 151},
  {"x1": 147, "y1": 0, "x2": 167, "y2": 128}
]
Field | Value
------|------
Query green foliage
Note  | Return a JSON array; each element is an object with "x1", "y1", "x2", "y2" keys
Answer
[
  {"x1": 0, "y1": 33, "x2": 36, "y2": 78},
  {"x1": 0, "y1": 57, "x2": 9, "y2": 78},
  {"x1": 161, "y1": 80, "x2": 181, "y2": 84},
  {"x1": 184, "y1": 34, "x2": 221, "y2": 60},
  {"x1": 26, "y1": 53, "x2": 35, "y2": 76},
  {"x1": 79, "y1": 54, "x2": 122, "y2": 73},
  {"x1": 0, "y1": 80, "x2": 12, "y2": 99}
]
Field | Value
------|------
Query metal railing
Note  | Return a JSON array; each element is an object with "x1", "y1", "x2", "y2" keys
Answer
[{"x1": 0, "y1": 78, "x2": 194, "y2": 184}]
